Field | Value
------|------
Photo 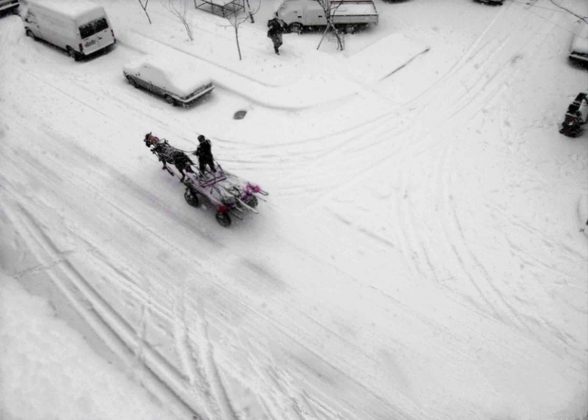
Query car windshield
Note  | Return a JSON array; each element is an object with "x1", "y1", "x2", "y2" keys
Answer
[{"x1": 79, "y1": 18, "x2": 108, "y2": 39}]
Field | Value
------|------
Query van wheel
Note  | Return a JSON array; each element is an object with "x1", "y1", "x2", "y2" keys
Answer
[
  {"x1": 67, "y1": 47, "x2": 81, "y2": 61},
  {"x1": 25, "y1": 29, "x2": 35, "y2": 39},
  {"x1": 164, "y1": 95, "x2": 177, "y2": 106},
  {"x1": 289, "y1": 23, "x2": 303, "y2": 34}
]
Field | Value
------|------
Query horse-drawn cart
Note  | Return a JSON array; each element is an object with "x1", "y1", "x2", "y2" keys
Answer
[{"x1": 144, "y1": 133, "x2": 268, "y2": 227}]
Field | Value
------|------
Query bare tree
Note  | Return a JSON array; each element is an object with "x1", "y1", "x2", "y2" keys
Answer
[
  {"x1": 136, "y1": 0, "x2": 152, "y2": 24},
  {"x1": 315, "y1": 0, "x2": 344, "y2": 51},
  {"x1": 224, "y1": 0, "x2": 260, "y2": 60},
  {"x1": 166, "y1": 0, "x2": 194, "y2": 41}
]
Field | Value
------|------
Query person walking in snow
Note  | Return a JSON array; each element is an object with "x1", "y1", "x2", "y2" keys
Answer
[
  {"x1": 267, "y1": 15, "x2": 287, "y2": 55},
  {"x1": 193, "y1": 134, "x2": 216, "y2": 175}
]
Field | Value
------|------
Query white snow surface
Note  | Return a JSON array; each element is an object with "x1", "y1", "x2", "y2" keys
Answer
[
  {"x1": 1, "y1": 0, "x2": 587, "y2": 420},
  {"x1": 0, "y1": 273, "x2": 174, "y2": 420}
]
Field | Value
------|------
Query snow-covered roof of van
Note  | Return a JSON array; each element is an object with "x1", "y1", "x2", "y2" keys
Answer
[{"x1": 27, "y1": 0, "x2": 104, "y2": 20}]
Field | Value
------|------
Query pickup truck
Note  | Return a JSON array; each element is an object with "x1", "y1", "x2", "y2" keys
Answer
[{"x1": 276, "y1": 0, "x2": 378, "y2": 33}]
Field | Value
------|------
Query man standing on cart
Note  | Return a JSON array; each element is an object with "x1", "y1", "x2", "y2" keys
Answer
[{"x1": 194, "y1": 134, "x2": 216, "y2": 175}]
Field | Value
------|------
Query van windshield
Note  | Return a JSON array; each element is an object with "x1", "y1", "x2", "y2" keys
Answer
[{"x1": 79, "y1": 18, "x2": 108, "y2": 39}]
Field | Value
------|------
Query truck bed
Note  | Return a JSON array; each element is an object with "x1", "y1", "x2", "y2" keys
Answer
[{"x1": 331, "y1": 0, "x2": 378, "y2": 24}]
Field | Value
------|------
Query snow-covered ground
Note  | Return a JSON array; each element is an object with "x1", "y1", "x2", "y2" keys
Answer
[{"x1": 1, "y1": 0, "x2": 587, "y2": 419}]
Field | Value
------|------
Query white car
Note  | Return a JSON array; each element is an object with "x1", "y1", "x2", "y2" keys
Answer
[
  {"x1": 123, "y1": 56, "x2": 214, "y2": 106},
  {"x1": 569, "y1": 21, "x2": 588, "y2": 64}
]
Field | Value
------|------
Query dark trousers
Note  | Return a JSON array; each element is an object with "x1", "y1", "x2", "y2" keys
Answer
[
  {"x1": 271, "y1": 34, "x2": 283, "y2": 54},
  {"x1": 199, "y1": 158, "x2": 216, "y2": 174}
]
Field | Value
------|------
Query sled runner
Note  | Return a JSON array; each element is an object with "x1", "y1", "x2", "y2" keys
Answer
[{"x1": 144, "y1": 133, "x2": 268, "y2": 227}]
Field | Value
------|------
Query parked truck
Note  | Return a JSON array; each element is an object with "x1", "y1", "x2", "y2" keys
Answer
[
  {"x1": 276, "y1": 0, "x2": 378, "y2": 33},
  {"x1": 23, "y1": 0, "x2": 116, "y2": 60}
]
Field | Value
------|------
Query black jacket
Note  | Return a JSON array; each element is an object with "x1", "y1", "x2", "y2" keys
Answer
[
  {"x1": 195, "y1": 140, "x2": 213, "y2": 161},
  {"x1": 267, "y1": 18, "x2": 286, "y2": 37}
]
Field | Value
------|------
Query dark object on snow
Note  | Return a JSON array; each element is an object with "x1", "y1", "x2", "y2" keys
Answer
[
  {"x1": 559, "y1": 93, "x2": 588, "y2": 138},
  {"x1": 144, "y1": 132, "x2": 194, "y2": 181},
  {"x1": 234, "y1": 110, "x2": 248, "y2": 120},
  {"x1": 267, "y1": 16, "x2": 287, "y2": 55},
  {"x1": 474, "y1": 0, "x2": 503, "y2": 5},
  {"x1": 193, "y1": 135, "x2": 216, "y2": 174}
]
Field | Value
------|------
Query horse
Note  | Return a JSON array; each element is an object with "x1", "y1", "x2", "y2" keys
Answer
[{"x1": 144, "y1": 133, "x2": 195, "y2": 181}]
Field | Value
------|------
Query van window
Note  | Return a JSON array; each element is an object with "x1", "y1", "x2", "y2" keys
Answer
[{"x1": 79, "y1": 18, "x2": 108, "y2": 39}]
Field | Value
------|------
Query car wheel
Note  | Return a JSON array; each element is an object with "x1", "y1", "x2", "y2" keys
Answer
[
  {"x1": 164, "y1": 94, "x2": 176, "y2": 106},
  {"x1": 289, "y1": 23, "x2": 303, "y2": 34},
  {"x1": 67, "y1": 46, "x2": 80, "y2": 61},
  {"x1": 126, "y1": 76, "x2": 138, "y2": 88}
]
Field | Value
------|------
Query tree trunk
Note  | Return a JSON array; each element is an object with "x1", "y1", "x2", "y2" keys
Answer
[{"x1": 234, "y1": 26, "x2": 242, "y2": 60}]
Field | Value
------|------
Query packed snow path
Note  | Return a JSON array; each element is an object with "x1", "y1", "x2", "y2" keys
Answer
[{"x1": 0, "y1": 0, "x2": 586, "y2": 419}]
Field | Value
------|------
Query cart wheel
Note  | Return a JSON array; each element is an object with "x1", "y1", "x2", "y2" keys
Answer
[
  {"x1": 216, "y1": 212, "x2": 231, "y2": 227},
  {"x1": 184, "y1": 188, "x2": 200, "y2": 207},
  {"x1": 244, "y1": 196, "x2": 258, "y2": 208}
]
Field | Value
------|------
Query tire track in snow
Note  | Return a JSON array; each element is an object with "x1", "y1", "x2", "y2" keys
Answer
[
  {"x1": 3, "y1": 105, "x2": 421, "y2": 419},
  {"x1": 1, "y1": 201, "x2": 201, "y2": 420}
]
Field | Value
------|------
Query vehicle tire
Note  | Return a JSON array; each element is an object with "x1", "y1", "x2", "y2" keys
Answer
[
  {"x1": 25, "y1": 28, "x2": 35, "y2": 39},
  {"x1": 164, "y1": 95, "x2": 177, "y2": 106},
  {"x1": 216, "y1": 212, "x2": 231, "y2": 227},
  {"x1": 67, "y1": 46, "x2": 80, "y2": 61},
  {"x1": 126, "y1": 76, "x2": 138, "y2": 88},
  {"x1": 289, "y1": 22, "x2": 303, "y2": 34},
  {"x1": 244, "y1": 195, "x2": 258, "y2": 208},
  {"x1": 184, "y1": 188, "x2": 200, "y2": 207}
]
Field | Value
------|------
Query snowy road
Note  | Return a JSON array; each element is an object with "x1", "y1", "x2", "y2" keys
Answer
[{"x1": 1, "y1": 0, "x2": 587, "y2": 419}]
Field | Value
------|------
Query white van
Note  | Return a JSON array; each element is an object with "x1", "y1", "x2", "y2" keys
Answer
[{"x1": 23, "y1": 0, "x2": 115, "y2": 60}]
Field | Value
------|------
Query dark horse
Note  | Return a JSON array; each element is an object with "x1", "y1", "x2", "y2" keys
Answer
[{"x1": 144, "y1": 133, "x2": 194, "y2": 181}]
